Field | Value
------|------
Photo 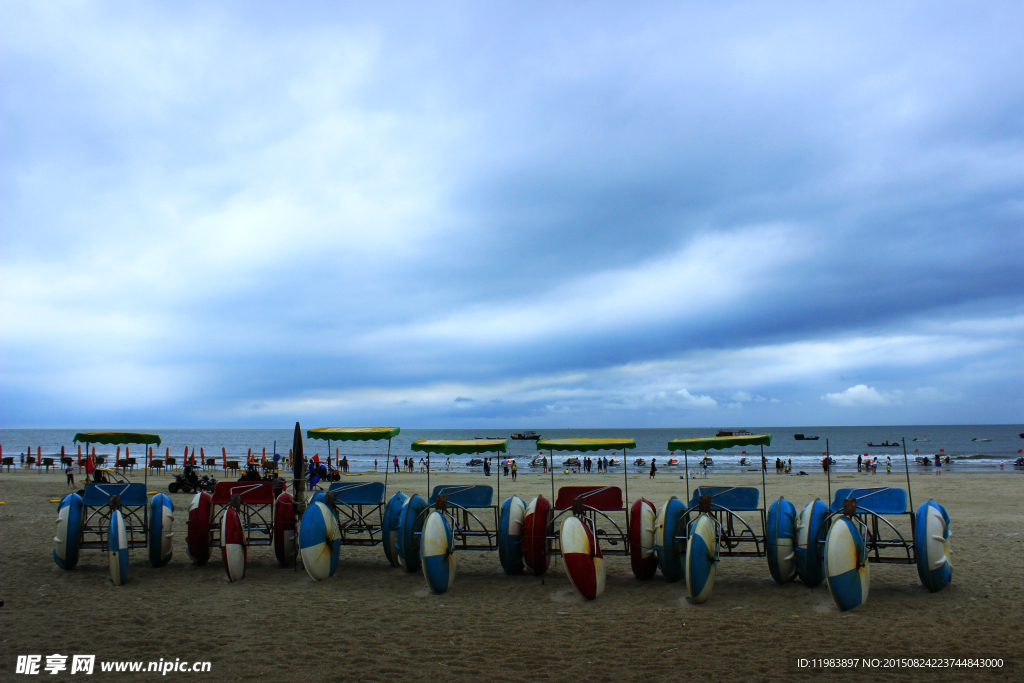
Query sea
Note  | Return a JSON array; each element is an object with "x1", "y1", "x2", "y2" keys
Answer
[{"x1": 2, "y1": 425, "x2": 1022, "y2": 474}]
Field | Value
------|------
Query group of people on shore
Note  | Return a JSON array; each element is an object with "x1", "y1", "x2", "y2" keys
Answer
[{"x1": 857, "y1": 454, "x2": 892, "y2": 474}]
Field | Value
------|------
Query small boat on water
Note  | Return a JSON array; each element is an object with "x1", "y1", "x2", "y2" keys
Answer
[
  {"x1": 913, "y1": 436, "x2": 931, "y2": 442},
  {"x1": 971, "y1": 438, "x2": 992, "y2": 442},
  {"x1": 607, "y1": 459, "x2": 620, "y2": 467},
  {"x1": 866, "y1": 441, "x2": 900, "y2": 447},
  {"x1": 466, "y1": 458, "x2": 484, "y2": 467},
  {"x1": 716, "y1": 430, "x2": 752, "y2": 437},
  {"x1": 633, "y1": 458, "x2": 646, "y2": 466},
  {"x1": 563, "y1": 457, "x2": 581, "y2": 467},
  {"x1": 794, "y1": 434, "x2": 819, "y2": 440},
  {"x1": 699, "y1": 456, "x2": 714, "y2": 467},
  {"x1": 511, "y1": 431, "x2": 541, "y2": 440},
  {"x1": 529, "y1": 456, "x2": 547, "y2": 466},
  {"x1": 667, "y1": 458, "x2": 679, "y2": 466}
]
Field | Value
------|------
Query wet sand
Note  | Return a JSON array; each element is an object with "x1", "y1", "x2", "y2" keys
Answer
[{"x1": 1, "y1": 467, "x2": 1020, "y2": 682}]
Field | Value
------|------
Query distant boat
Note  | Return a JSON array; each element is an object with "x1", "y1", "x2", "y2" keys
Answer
[
  {"x1": 913, "y1": 436, "x2": 931, "y2": 442},
  {"x1": 511, "y1": 431, "x2": 541, "y2": 440},
  {"x1": 716, "y1": 430, "x2": 752, "y2": 437},
  {"x1": 971, "y1": 438, "x2": 992, "y2": 442},
  {"x1": 794, "y1": 434, "x2": 819, "y2": 440},
  {"x1": 866, "y1": 441, "x2": 900, "y2": 447}
]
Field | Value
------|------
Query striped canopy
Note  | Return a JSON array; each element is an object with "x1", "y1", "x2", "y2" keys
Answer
[
  {"x1": 537, "y1": 438, "x2": 636, "y2": 452},
  {"x1": 73, "y1": 432, "x2": 162, "y2": 446},
  {"x1": 411, "y1": 439, "x2": 508, "y2": 455},
  {"x1": 307, "y1": 427, "x2": 400, "y2": 441},
  {"x1": 667, "y1": 434, "x2": 772, "y2": 451}
]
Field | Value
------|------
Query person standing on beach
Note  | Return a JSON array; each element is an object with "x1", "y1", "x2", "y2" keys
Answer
[
  {"x1": 65, "y1": 464, "x2": 74, "y2": 487},
  {"x1": 857, "y1": 454, "x2": 862, "y2": 472},
  {"x1": 822, "y1": 457, "x2": 829, "y2": 474},
  {"x1": 511, "y1": 461, "x2": 518, "y2": 481},
  {"x1": 393, "y1": 456, "x2": 399, "y2": 473},
  {"x1": 649, "y1": 459, "x2": 657, "y2": 479}
]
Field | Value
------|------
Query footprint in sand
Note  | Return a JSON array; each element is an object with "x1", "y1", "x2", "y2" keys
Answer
[{"x1": 550, "y1": 589, "x2": 583, "y2": 603}]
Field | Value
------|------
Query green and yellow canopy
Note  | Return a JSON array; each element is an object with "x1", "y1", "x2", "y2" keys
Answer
[
  {"x1": 667, "y1": 434, "x2": 772, "y2": 452},
  {"x1": 307, "y1": 427, "x2": 400, "y2": 441},
  {"x1": 73, "y1": 432, "x2": 162, "y2": 446},
  {"x1": 536, "y1": 438, "x2": 636, "y2": 452},
  {"x1": 411, "y1": 439, "x2": 508, "y2": 455}
]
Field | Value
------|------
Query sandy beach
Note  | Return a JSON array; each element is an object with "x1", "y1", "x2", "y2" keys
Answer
[{"x1": 1, "y1": 467, "x2": 1020, "y2": 682}]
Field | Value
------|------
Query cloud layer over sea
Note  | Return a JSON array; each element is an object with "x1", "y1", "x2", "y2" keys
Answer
[{"x1": 2, "y1": 2, "x2": 1022, "y2": 427}]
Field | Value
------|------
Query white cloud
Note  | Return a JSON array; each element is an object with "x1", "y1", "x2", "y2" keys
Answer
[
  {"x1": 675, "y1": 389, "x2": 718, "y2": 408},
  {"x1": 821, "y1": 384, "x2": 902, "y2": 407}
]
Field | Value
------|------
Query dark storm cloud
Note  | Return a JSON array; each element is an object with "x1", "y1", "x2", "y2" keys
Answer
[{"x1": 1, "y1": 1, "x2": 1022, "y2": 427}]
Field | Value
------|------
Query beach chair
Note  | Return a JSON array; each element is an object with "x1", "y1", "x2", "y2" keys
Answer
[
  {"x1": 654, "y1": 434, "x2": 796, "y2": 604},
  {"x1": 43, "y1": 457, "x2": 55, "y2": 473},
  {"x1": 325, "y1": 481, "x2": 387, "y2": 546},
  {"x1": 815, "y1": 484, "x2": 951, "y2": 611},
  {"x1": 425, "y1": 484, "x2": 500, "y2": 551}
]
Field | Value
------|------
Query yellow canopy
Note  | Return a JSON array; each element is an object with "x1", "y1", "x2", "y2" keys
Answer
[
  {"x1": 73, "y1": 432, "x2": 162, "y2": 446},
  {"x1": 411, "y1": 439, "x2": 508, "y2": 455},
  {"x1": 667, "y1": 434, "x2": 772, "y2": 451},
  {"x1": 536, "y1": 438, "x2": 636, "y2": 452},
  {"x1": 306, "y1": 427, "x2": 400, "y2": 441}
]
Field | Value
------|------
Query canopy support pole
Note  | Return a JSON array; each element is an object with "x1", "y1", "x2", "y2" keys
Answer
[
  {"x1": 496, "y1": 449, "x2": 500, "y2": 507},
  {"x1": 826, "y1": 439, "x2": 831, "y2": 505},
  {"x1": 384, "y1": 438, "x2": 391, "y2": 502},
  {"x1": 623, "y1": 451, "x2": 628, "y2": 510},
  {"x1": 427, "y1": 446, "x2": 430, "y2": 495},
  {"x1": 903, "y1": 437, "x2": 914, "y2": 533},
  {"x1": 549, "y1": 451, "x2": 555, "y2": 504},
  {"x1": 760, "y1": 444, "x2": 766, "y2": 509},
  {"x1": 684, "y1": 450, "x2": 690, "y2": 502}
]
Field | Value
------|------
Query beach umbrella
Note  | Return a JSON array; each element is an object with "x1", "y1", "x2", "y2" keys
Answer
[
  {"x1": 222, "y1": 447, "x2": 227, "y2": 470},
  {"x1": 61, "y1": 445, "x2": 65, "y2": 456}
]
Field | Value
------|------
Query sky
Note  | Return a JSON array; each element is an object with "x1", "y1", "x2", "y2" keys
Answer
[{"x1": 2, "y1": 1, "x2": 1022, "y2": 429}]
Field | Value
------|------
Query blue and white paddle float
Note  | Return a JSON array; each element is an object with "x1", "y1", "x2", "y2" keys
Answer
[
  {"x1": 914, "y1": 500, "x2": 952, "y2": 592},
  {"x1": 397, "y1": 494, "x2": 427, "y2": 573},
  {"x1": 382, "y1": 491, "x2": 408, "y2": 567},
  {"x1": 308, "y1": 490, "x2": 327, "y2": 506},
  {"x1": 766, "y1": 497, "x2": 797, "y2": 584},
  {"x1": 795, "y1": 499, "x2": 828, "y2": 587},
  {"x1": 686, "y1": 514, "x2": 718, "y2": 603},
  {"x1": 108, "y1": 509, "x2": 130, "y2": 586},
  {"x1": 825, "y1": 516, "x2": 870, "y2": 611},
  {"x1": 299, "y1": 501, "x2": 341, "y2": 581},
  {"x1": 498, "y1": 495, "x2": 526, "y2": 574},
  {"x1": 420, "y1": 510, "x2": 456, "y2": 594},
  {"x1": 148, "y1": 493, "x2": 174, "y2": 568},
  {"x1": 654, "y1": 496, "x2": 686, "y2": 582},
  {"x1": 53, "y1": 493, "x2": 84, "y2": 570}
]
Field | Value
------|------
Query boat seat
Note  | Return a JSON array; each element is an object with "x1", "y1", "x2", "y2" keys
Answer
[
  {"x1": 211, "y1": 481, "x2": 274, "y2": 506},
  {"x1": 327, "y1": 481, "x2": 386, "y2": 505},
  {"x1": 688, "y1": 486, "x2": 760, "y2": 511},
  {"x1": 554, "y1": 486, "x2": 623, "y2": 511},
  {"x1": 428, "y1": 485, "x2": 494, "y2": 508},
  {"x1": 82, "y1": 482, "x2": 149, "y2": 507},
  {"x1": 831, "y1": 487, "x2": 908, "y2": 514}
]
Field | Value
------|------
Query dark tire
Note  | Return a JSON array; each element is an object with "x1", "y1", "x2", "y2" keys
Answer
[{"x1": 168, "y1": 482, "x2": 181, "y2": 493}]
